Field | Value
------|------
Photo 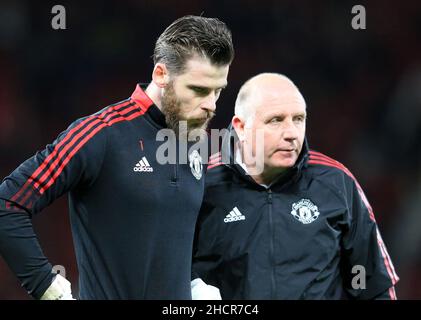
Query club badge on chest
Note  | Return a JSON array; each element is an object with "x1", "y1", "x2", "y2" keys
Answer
[{"x1": 189, "y1": 150, "x2": 203, "y2": 180}]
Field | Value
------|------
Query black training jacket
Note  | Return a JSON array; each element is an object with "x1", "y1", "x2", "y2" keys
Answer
[
  {"x1": 0, "y1": 84, "x2": 205, "y2": 299},
  {"x1": 192, "y1": 128, "x2": 399, "y2": 299}
]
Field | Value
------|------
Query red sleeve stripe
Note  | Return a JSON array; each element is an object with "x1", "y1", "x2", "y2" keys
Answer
[
  {"x1": 19, "y1": 105, "x2": 147, "y2": 207},
  {"x1": 10, "y1": 100, "x2": 150, "y2": 208},
  {"x1": 209, "y1": 152, "x2": 221, "y2": 160},
  {"x1": 208, "y1": 152, "x2": 222, "y2": 163},
  {"x1": 34, "y1": 104, "x2": 141, "y2": 193},
  {"x1": 9, "y1": 100, "x2": 135, "y2": 206},
  {"x1": 18, "y1": 106, "x2": 147, "y2": 208},
  {"x1": 208, "y1": 155, "x2": 222, "y2": 165},
  {"x1": 308, "y1": 153, "x2": 375, "y2": 221},
  {"x1": 309, "y1": 160, "x2": 380, "y2": 221},
  {"x1": 389, "y1": 286, "x2": 397, "y2": 300},
  {"x1": 377, "y1": 228, "x2": 400, "y2": 285},
  {"x1": 10, "y1": 100, "x2": 135, "y2": 205},
  {"x1": 309, "y1": 151, "x2": 399, "y2": 285},
  {"x1": 207, "y1": 162, "x2": 223, "y2": 170},
  {"x1": 42, "y1": 109, "x2": 146, "y2": 192},
  {"x1": 309, "y1": 151, "x2": 357, "y2": 180}
]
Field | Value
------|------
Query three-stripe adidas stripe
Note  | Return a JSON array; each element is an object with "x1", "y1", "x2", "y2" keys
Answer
[{"x1": 7, "y1": 99, "x2": 151, "y2": 210}]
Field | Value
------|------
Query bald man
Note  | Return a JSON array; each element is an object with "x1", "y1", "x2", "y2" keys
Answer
[{"x1": 191, "y1": 73, "x2": 399, "y2": 300}]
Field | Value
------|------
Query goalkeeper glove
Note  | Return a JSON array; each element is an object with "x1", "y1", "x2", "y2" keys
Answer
[
  {"x1": 40, "y1": 274, "x2": 75, "y2": 300},
  {"x1": 191, "y1": 278, "x2": 221, "y2": 300}
]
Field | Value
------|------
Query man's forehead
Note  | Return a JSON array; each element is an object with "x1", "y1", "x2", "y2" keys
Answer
[
  {"x1": 253, "y1": 89, "x2": 306, "y2": 113},
  {"x1": 177, "y1": 58, "x2": 229, "y2": 84}
]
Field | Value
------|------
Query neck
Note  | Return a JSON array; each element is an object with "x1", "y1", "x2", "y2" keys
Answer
[
  {"x1": 250, "y1": 167, "x2": 286, "y2": 186},
  {"x1": 240, "y1": 145, "x2": 286, "y2": 186},
  {"x1": 145, "y1": 82, "x2": 163, "y2": 111}
]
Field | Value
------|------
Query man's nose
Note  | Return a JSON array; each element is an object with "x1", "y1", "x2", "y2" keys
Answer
[
  {"x1": 201, "y1": 93, "x2": 217, "y2": 112},
  {"x1": 282, "y1": 119, "x2": 299, "y2": 140}
]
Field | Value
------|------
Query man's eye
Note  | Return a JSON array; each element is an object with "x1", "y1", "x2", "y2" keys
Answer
[
  {"x1": 192, "y1": 87, "x2": 208, "y2": 95},
  {"x1": 269, "y1": 117, "x2": 281, "y2": 123}
]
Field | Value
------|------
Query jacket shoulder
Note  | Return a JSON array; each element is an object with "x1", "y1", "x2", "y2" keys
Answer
[
  {"x1": 306, "y1": 150, "x2": 358, "y2": 188},
  {"x1": 205, "y1": 151, "x2": 233, "y2": 187}
]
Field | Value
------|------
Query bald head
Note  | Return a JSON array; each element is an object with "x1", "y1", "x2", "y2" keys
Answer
[
  {"x1": 232, "y1": 73, "x2": 307, "y2": 184},
  {"x1": 234, "y1": 73, "x2": 306, "y2": 125}
]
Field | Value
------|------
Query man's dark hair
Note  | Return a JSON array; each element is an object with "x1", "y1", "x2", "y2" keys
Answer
[{"x1": 153, "y1": 15, "x2": 234, "y2": 74}]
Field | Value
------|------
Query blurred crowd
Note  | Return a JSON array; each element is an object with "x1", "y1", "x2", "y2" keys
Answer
[{"x1": 0, "y1": 0, "x2": 420, "y2": 299}]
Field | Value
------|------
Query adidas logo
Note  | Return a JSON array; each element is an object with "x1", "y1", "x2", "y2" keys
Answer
[
  {"x1": 133, "y1": 157, "x2": 153, "y2": 172},
  {"x1": 224, "y1": 207, "x2": 245, "y2": 223}
]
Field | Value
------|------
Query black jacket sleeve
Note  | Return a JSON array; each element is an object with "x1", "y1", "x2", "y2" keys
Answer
[
  {"x1": 191, "y1": 198, "x2": 222, "y2": 286},
  {"x1": 373, "y1": 287, "x2": 397, "y2": 300},
  {"x1": 0, "y1": 117, "x2": 106, "y2": 298},
  {"x1": 0, "y1": 203, "x2": 54, "y2": 299},
  {"x1": 340, "y1": 175, "x2": 399, "y2": 300}
]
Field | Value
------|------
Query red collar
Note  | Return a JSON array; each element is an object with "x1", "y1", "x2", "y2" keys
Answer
[{"x1": 130, "y1": 84, "x2": 154, "y2": 110}]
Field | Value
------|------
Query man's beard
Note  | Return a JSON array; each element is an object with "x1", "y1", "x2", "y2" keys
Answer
[{"x1": 161, "y1": 83, "x2": 214, "y2": 141}]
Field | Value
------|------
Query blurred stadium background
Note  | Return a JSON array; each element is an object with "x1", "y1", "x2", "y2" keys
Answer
[{"x1": 0, "y1": 0, "x2": 420, "y2": 299}]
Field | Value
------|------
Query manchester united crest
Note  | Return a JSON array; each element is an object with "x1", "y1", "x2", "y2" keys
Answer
[
  {"x1": 291, "y1": 199, "x2": 320, "y2": 224},
  {"x1": 189, "y1": 150, "x2": 203, "y2": 180}
]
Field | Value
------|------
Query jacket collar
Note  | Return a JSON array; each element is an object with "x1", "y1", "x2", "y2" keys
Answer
[{"x1": 130, "y1": 83, "x2": 167, "y2": 128}]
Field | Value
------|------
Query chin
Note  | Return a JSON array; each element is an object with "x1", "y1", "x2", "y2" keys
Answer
[{"x1": 272, "y1": 158, "x2": 297, "y2": 169}]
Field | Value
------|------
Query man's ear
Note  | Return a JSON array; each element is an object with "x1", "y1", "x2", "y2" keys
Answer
[
  {"x1": 232, "y1": 116, "x2": 246, "y2": 141},
  {"x1": 152, "y1": 63, "x2": 170, "y2": 88}
]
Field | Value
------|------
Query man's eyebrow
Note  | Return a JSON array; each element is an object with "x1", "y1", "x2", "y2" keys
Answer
[
  {"x1": 187, "y1": 84, "x2": 227, "y2": 90},
  {"x1": 264, "y1": 111, "x2": 307, "y2": 118},
  {"x1": 187, "y1": 85, "x2": 208, "y2": 90}
]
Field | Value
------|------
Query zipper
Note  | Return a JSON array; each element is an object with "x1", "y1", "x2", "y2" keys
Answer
[
  {"x1": 267, "y1": 188, "x2": 276, "y2": 299},
  {"x1": 171, "y1": 163, "x2": 178, "y2": 185}
]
